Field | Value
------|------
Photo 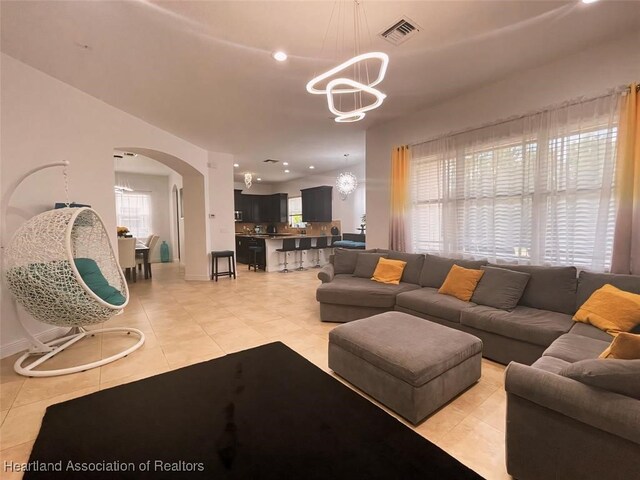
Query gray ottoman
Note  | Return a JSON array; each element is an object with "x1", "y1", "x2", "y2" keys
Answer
[{"x1": 329, "y1": 311, "x2": 482, "y2": 424}]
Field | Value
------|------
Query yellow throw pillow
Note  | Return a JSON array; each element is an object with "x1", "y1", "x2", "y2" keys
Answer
[
  {"x1": 372, "y1": 257, "x2": 407, "y2": 285},
  {"x1": 438, "y1": 264, "x2": 485, "y2": 302},
  {"x1": 573, "y1": 284, "x2": 640, "y2": 334},
  {"x1": 599, "y1": 332, "x2": 640, "y2": 359}
]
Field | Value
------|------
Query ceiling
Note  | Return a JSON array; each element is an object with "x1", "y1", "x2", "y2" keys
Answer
[{"x1": 3, "y1": 1, "x2": 640, "y2": 182}]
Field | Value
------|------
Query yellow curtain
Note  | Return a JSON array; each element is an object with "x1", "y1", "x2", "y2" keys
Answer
[
  {"x1": 611, "y1": 84, "x2": 640, "y2": 274},
  {"x1": 389, "y1": 145, "x2": 411, "y2": 252}
]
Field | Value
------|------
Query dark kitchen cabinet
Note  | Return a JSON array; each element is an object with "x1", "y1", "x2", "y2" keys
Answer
[
  {"x1": 234, "y1": 191, "x2": 288, "y2": 223},
  {"x1": 235, "y1": 236, "x2": 265, "y2": 268},
  {"x1": 269, "y1": 193, "x2": 288, "y2": 223},
  {"x1": 301, "y1": 186, "x2": 332, "y2": 222}
]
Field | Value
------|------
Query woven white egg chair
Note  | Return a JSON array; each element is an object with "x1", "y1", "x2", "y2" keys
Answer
[{"x1": 3, "y1": 162, "x2": 144, "y2": 377}]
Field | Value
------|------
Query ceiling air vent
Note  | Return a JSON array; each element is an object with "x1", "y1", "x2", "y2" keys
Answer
[
  {"x1": 263, "y1": 159, "x2": 279, "y2": 163},
  {"x1": 379, "y1": 17, "x2": 420, "y2": 46}
]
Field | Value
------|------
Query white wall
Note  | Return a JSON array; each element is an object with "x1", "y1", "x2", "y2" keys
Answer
[
  {"x1": 233, "y1": 182, "x2": 274, "y2": 195},
  {"x1": 114, "y1": 172, "x2": 171, "y2": 262},
  {"x1": 208, "y1": 152, "x2": 236, "y2": 252},
  {"x1": 366, "y1": 29, "x2": 640, "y2": 249},
  {"x1": 168, "y1": 171, "x2": 184, "y2": 263},
  {"x1": 0, "y1": 54, "x2": 235, "y2": 357},
  {"x1": 270, "y1": 163, "x2": 366, "y2": 233}
]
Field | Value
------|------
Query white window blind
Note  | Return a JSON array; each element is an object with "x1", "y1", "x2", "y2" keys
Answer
[
  {"x1": 115, "y1": 192, "x2": 153, "y2": 239},
  {"x1": 410, "y1": 93, "x2": 620, "y2": 271},
  {"x1": 288, "y1": 196, "x2": 304, "y2": 227}
]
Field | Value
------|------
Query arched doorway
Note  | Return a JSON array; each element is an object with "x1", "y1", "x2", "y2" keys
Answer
[{"x1": 115, "y1": 147, "x2": 209, "y2": 281}]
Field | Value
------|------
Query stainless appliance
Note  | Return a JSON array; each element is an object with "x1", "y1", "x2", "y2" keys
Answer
[
  {"x1": 255, "y1": 225, "x2": 265, "y2": 234},
  {"x1": 234, "y1": 211, "x2": 243, "y2": 222}
]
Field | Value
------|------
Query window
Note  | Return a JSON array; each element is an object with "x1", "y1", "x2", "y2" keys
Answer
[
  {"x1": 115, "y1": 192, "x2": 152, "y2": 239},
  {"x1": 288, "y1": 196, "x2": 304, "y2": 227},
  {"x1": 410, "y1": 93, "x2": 619, "y2": 271}
]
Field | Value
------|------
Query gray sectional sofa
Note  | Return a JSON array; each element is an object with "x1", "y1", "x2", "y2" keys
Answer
[
  {"x1": 317, "y1": 249, "x2": 639, "y2": 365},
  {"x1": 317, "y1": 248, "x2": 640, "y2": 479}
]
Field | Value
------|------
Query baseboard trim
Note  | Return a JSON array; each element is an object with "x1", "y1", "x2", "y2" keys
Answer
[{"x1": 0, "y1": 326, "x2": 69, "y2": 359}]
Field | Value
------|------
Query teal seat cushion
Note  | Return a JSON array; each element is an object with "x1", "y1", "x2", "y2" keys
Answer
[{"x1": 74, "y1": 258, "x2": 126, "y2": 306}]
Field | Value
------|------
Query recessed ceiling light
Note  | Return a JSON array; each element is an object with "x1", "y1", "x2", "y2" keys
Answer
[
  {"x1": 581, "y1": 0, "x2": 598, "y2": 3},
  {"x1": 309, "y1": 165, "x2": 315, "y2": 169},
  {"x1": 257, "y1": 177, "x2": 262, "y2": 181},
  {"x1": 284, "y1": 169, "x2": 290, "y2": 173},
  {"x1": 283, "y1": 162, "x2": 289, "y2": 166},
  {"x1": 233, "y1": 163, "x2": 239, "y2": 168},
  {"x1": 272, "y1": 51, "x2": 288, "y2": 62}
]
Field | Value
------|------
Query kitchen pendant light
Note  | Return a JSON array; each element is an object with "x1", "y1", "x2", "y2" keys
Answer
[
  {"x1": 244, "y1": 173, "x2": 253, "y2": 189},
  {"x1": 306, "y1": 1, "x2": 389, "y2": 123},
  {"x1": 336, "y1": 154, "x2": 357, "y2": 198}
]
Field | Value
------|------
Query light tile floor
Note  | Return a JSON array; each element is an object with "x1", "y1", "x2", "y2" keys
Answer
[{"x1": 0, "y1": 263, "x2": 509, "y2": 479}]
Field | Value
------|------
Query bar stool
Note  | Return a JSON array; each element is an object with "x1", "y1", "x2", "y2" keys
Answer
[
  {"x1": 276, "y1": 238, "x2": 297, "y2": 273},
  {"x1": 248, "y1": 239, "x2": 264, "y2": 272},
  {"x1": 295, "y1": 237, "x2": 312, "y2": 271},
  {"x1": 211, "y1": 250, "x2": 236, "y2": 281},
  {"x1": 311, "y1": 236, "x2": 328, "y2": 268}
]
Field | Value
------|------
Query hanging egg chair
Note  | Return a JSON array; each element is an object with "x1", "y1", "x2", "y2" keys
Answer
[{"x1": 3, "y1": 163, "x2": 144, "y2": 377}]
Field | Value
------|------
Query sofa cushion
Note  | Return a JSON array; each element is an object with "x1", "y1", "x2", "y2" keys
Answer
[
  {"x1": 316, "y1": 275, "x2": 420, "y2": 308},
  {"x1": 372, "y1": 258, "x2": 407, "y2": 285},
  {"x1": 460, "y1": 305, "x2": 574, "y2": 347},
  {"x1": 353, "y1": 253, "x2": 387, "y2": 278},
  {"x1": 569, "y1": 322, "x2": 614, "y2": 342},
  {"x1": 333, "y1": 248, "x2": 375, "y2": 274},
  {"x1": 600, "y1": 332, "x2": 640, "y2": 360},
  {"x1": 573, "y1": 284, "x2": 640, "y2": 334},
  {"x1": 559, "y1": 359, "x2": 640, "y2": 400},
  {"x1": 490, "y1": 264, "x2": 577, "y2": 315},
  {"x1": 576, "y1": 271, "x2": 640, "y2": 308},
  {"x1": 531, "y1": 356, "x2": 571, "y2": 374},
  {"x1": 419, "y1": 254, "x2": 487, "y2": 288},
  {"x1": 438, "y1": 264, "x2": 485, "y2": 302},
  {"x1": 471, "y1": 266, "x2": 530, "y2": 311},
  {"x1": 329, "y1": 312, "x2": 482, "y2": 386},
  {"x1": 387, "y1": 252, "x2": 425, "y2": 285},
  {"x1": 395, "y1": 288, "x2": 477, "y2": 323},
  {"x1": 542, "y1": 333, "x2": 611, "y2": 363}
]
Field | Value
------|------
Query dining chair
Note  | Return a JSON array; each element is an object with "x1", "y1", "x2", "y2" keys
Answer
[
  {"x1": 137, "y1": 234, "x2": 159, "y2": 277},
  {"x1": 118, "y1": 237, "x2": 137, "y2": 282}
]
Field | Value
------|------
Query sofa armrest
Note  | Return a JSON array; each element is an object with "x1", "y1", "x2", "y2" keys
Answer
[
  {"x1": 318, "y1": 264, "x2": 335, "y2": 283},
  {"x1": 505, "y1": 362, "x2": 640, "y2": 445}
]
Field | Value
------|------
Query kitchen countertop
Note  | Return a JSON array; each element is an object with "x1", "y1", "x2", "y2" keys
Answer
[{"x1": 235, "y1": 234, "x2": 334, "y2": 240}]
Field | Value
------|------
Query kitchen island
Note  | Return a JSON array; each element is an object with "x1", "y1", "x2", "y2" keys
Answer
[{"x1": 235, "y1": 234, "x2": 333, "y2": 272}]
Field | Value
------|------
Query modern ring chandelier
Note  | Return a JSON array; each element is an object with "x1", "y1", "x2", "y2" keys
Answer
[{"x1": 306, "y1": 1, "x2": 389, "y2": 123}]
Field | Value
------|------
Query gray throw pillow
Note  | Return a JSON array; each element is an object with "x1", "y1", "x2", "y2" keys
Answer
[
  {"x1": 387, "y1": 252, "x2": 425, "y2": 285},
  {"x1": 353, "y1": 253, "x2": 388, "y2": 279},
  {"x1": 419, "y1": 254, "x2": 487, "y2": 288},
  {"x1": 333, "y1": 248, "x2": 375, "y2": 274},
  {"x1": 492, "y1": 264, "x2": 577, "y2": 315},
  {"x1": 559, "y1": 359, "x2": 640, "y2": 400},
  {"x1": 471, "y1": 266, "x2": 531, "y2": 310}
]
